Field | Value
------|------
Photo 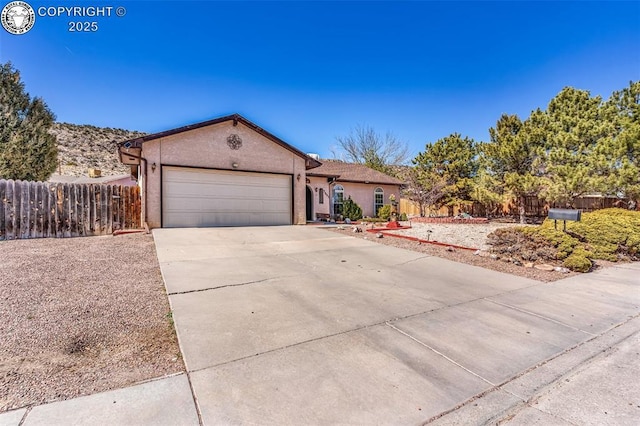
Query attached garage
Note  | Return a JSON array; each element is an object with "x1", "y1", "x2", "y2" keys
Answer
[
  {"x1": 162, "y1": 166, "x2": 292, "y2": 227},
  {"x1": 117, "y1": 114, "x2": 321, "y2": 229}
]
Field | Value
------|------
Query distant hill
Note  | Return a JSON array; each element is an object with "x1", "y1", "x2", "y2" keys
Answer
[{"x1": 50, "y1": 123, "x2": 146, "y2": 177}]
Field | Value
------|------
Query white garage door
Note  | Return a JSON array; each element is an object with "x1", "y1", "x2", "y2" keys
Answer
[{"x1": 162, "y1": 166, "x2": 292, "y2": 227}]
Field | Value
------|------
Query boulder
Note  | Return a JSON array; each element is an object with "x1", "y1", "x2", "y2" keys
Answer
[{"x1": 534, "y1": 263, "x2": 555, "y2": 271}]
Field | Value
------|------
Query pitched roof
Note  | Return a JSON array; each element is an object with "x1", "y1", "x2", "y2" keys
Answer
[
  {"x1": 307, "y1": 161, "x2": 403, "y2": 185},
  {"x1": 117, "y1": 113, "x2": 321, "y2": 170}
]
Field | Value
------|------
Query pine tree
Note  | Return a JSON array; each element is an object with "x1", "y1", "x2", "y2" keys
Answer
[
  {"x1": 602, "y1": 81, "x2": 640, "y2": 203},
  {"x1": 533, "y1": 87, "x2": 608, "y2": 207},
  {"x1": 470, "y1": 148, "x2": 504, "y2": 218},
  {"x1": 413, "y1": 133, "x2": 477, "y2": 215},
  {"x1": 0, "y1": 62, "x2": 58, "y2": 181},
  {"x1": 483, "y1": 114, "x2": 543, "y2": 223}
]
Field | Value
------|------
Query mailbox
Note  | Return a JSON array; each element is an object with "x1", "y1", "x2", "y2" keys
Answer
[
  {"x1": 548, "y1": 208, "x2": 581, "y2": 231},
  {"x1": 548, "y1": 209, "x2": 581, "y2": 221}
]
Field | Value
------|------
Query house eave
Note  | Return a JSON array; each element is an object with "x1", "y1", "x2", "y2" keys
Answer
[{"x1": 116, "y1": 113, "x2": 322, "y2": 170}]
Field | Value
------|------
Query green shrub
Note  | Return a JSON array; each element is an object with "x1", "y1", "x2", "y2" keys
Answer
[
  {"x1": 377, "y1": 205, "x2": 391, "y2": 220},
  {"x1": 399, "y1": 212, "x2": 408, "y2": 221},
  {"x1": 541, "y1": 208, "x2": 640, "y2": 261},
  {"x1": 488, "y1": 208, "x2": 640, "y2": 272},
  {"x1": 342, "y1": 196, "x2": 363, "y2": 221},
  {"x1": 563, "y1": 252, "x2": 592, "y2": 272}
]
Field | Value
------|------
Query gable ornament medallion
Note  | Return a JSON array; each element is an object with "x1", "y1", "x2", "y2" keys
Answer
[{"x1": 227, "y1": 134, "x2": 243, "y2": 150}]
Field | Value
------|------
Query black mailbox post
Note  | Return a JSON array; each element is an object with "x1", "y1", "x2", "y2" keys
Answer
[{"x1": 548, "y1": 208, "x2": 581, "y2": 231}]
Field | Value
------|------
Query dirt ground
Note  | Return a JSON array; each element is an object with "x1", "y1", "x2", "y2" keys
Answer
[
  {"x1": 331, "y1": 222, "x2": 594, "y2": 282},
  {"x1": 0, "y1": 233, "x2": 184, "y2": 412}
]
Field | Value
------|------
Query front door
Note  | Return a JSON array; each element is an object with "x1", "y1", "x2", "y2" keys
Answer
[{"x1": 306, "y1": 186, "x2": 313, "y2": 221}]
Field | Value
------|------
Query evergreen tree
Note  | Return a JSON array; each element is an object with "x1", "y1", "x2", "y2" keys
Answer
[
  {"x1": 533, "y1": 87, "x2": 608, "y2": 207},
  {"x1": 602, "y1": 81, "x2": 640, "y2": 203},
  {"x1": 470, "y1": 145, "x2": 504, "y2": 218},
  {"x1": 342, "y1": 196, "x2": 362, "y2": 221},
  {"x1": 0, "y1": 62, "x2": 58, "y2": 181},
  {"x1": 483, "y1": 114, "x2": 543, "y2": 223},
  {"x1": 413, "y1": 133, "x2": 477, "y2": 215}
]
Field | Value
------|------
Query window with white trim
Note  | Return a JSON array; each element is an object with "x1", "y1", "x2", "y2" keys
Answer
[
  {"x1": 374, "y1": 187, "x2": 384, "y2": 216},
  {"x1": 333, "y1": 185, "x2": 344, "y2": 216}
]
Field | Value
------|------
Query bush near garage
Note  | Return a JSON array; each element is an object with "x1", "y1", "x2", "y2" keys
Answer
[{"x1": 487, "y1": 208, "x2": 640, "y2": 272}]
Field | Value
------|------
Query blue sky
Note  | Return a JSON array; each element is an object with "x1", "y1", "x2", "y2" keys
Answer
[{"x1": 1, "y1": 0, "x2": 639, "y2": 160}]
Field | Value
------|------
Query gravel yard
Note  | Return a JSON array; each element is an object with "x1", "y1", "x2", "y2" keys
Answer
[
  {"x1": 0, "y1": 233, "x2": 184, "y2": 412},
  {"x1": 331, "y1": 222, "x2": 581, "y2": 282},
  {"x1": 390, "y1": 222, "x2": 535, "y2": 250}
]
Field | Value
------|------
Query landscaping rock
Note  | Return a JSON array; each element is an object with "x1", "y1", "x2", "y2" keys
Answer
[
  {"x1": 524, "y1": 262, "x2": 534, "y2": 268},
  {"x1": 446, "y1": 246, "x2": 455, "y2": 252},
  {"x1": 534, "y1": 263, "x2": 555, "y2": 271},
  {"x1": 490, "y1": 254, "x2": 499, "y2": 260},
  {"x1": 554, "y1": 266, "x2": 571, "y2": 273},
  {"x1": 375, "y1": 232, "x2": 383, "y2": 238}
]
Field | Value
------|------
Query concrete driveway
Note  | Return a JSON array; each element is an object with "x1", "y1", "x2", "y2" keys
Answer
[{"x1": 153, "y1": 226, "x2": 640, "y2": 425}]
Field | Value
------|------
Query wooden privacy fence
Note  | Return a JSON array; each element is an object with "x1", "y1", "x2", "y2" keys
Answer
[
  {"x1": 0, "y1": 179, "x2": 141, "y2": 240},
  {"x1": 401, "y1": 195, "x2": 630, "y2": 219}
]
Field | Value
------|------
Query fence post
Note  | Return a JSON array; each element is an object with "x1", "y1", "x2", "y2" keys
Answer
[{"x1": 0, "y1": 180, "x2": 5, "y2": 240}]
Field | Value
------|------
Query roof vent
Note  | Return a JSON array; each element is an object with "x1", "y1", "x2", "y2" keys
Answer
[{"x1": 307, "y1": 153, "x2": 320, "y2": 160}]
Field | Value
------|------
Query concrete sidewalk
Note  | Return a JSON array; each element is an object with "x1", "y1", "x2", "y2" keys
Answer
[
  {"x1": 1, "y1": 374, "x2": 199, "y2": 426},
  {"x1": 2, "y1": 226, "x2": 638, "y2": 425}
]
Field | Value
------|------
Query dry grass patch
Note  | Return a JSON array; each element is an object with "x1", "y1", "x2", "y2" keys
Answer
[{"x1": 0, "y1": 233, "x2": 183, "y2": 412}]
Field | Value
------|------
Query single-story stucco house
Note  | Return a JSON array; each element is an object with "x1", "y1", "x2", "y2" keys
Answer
[
  {"x1": 117, "y1": 114, "x2": 402, "y2": 229},
  {"x1": 306, "y1": 160, "x2": 402, "y2": 219}
]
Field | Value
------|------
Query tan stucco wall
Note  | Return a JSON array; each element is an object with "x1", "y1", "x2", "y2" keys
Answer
[
  {"x1": 306, "y1": 177, "x2": 400, "y2": 219},
  {"x1": 141, "y1": 121, "x2": 307, "y2": 228},
  {"x1": 340, "y1": 182, "x2": 400, "y2": 217},
  {"x1": 307, "y1": 176, "x2": 331, "y2": 218}
]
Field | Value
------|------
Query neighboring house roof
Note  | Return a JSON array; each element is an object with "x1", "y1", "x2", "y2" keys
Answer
[
  {"x1": 307, "y1": 161, "x2": 404, "y2": 186},
  {"x1": 117, "y1": 113, "x2": 322, "y2": 170},
  {"x1": 48, "y1": 174, "x2": 133, "y2": 184}
]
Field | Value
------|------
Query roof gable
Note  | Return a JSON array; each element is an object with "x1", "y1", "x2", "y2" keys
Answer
[{"x1": 117, "y1": 114, "x2": 321, "y2": 169}]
